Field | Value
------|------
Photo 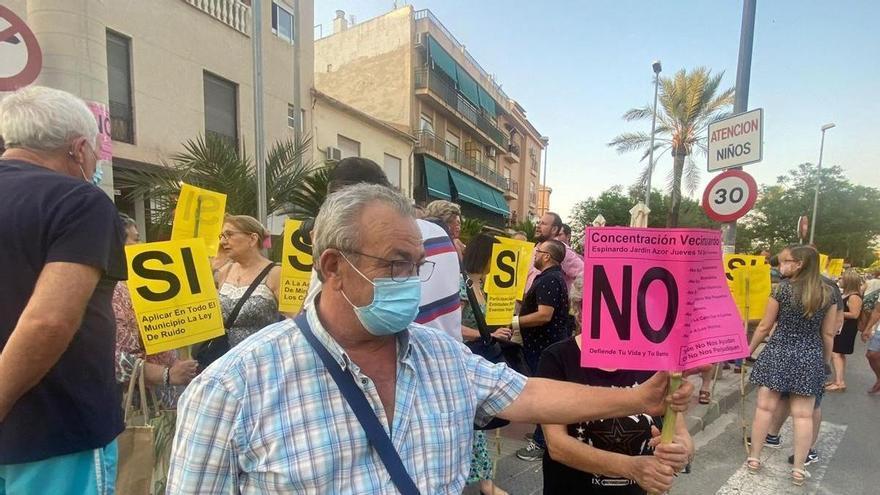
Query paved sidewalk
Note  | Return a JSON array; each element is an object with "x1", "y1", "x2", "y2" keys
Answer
[{"x1": 464, "y1": 364, "x2": 756, "y2": 495}]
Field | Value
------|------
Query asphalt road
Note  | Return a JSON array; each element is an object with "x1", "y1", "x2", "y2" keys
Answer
[{"x1": 672, "y1": 338, "x2": 879, "y2": 494}]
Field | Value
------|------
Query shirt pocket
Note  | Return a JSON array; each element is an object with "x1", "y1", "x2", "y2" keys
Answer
[{"x1": 408, "y1": 410, "x2": 470, "y2": 491}]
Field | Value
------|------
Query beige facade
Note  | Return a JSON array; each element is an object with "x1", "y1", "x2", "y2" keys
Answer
[
  {"x1": 311, "y1": 90, "x2": 415, "y2": 197},
  {"x1": 3, "y1": 0, "x2": 314, "y2": 236},
  {"x1": 314, "y1": 6, "x2": 545, "y2": 227}
]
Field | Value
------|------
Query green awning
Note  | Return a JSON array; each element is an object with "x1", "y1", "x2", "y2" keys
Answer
[
  {"x1": 448, "y1": 169, "x2": 482, "y2": 208},
  {"x1": 427, "y1": 36, "x2": 457, "y2": 82},
  {"x1": 490, "y1": 188, "x2": 510, "y2": 216},
  {"x1": 469, "y1": 179, "x2": 509, "y2": 217},
  {"x1": 456, "y1": 65, "x2": 480, "y2": 107},
  {"x1": 478, "y1": 87, "x2": 497, "y2": 118},
  {"x1": 423, "y1": 156, "x2": 451, "y2": 200}
]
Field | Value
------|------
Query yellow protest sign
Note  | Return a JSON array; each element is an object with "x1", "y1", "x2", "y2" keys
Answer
[
  {"x1": 484, "y1": 237, "x2": 533, "y2": 325},
  {"x1": 171, "y1": 183, "x2": 227, "y2": 256},
  {"x1": 278, "y1": 219, "x2": 313, "y2": 313},
  {"x1": 126, "y1": 238, "x2": 224, "y2": 354},
  {"x1": 819, "y1": 253, "x2": 829, "y2": 275},
  {"x1": 827, "y1": 258, "x2": 844, "y2": 278},
  {"x1": 730, "y1": 262, "x2": 771, "y2": 320},
  {"x1": 722, "y1": 254, "x2": 767, "y2": 289}
]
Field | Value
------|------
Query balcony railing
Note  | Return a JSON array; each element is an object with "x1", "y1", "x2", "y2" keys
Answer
[
  {"x1": 413, "y1": 9, "x2": 508, "y2": 101},
  {"x1": 415, "y1": 130, "x2": 509, "y2": 190},
  {"x1": 182, "y1": 0, "x2": 251, "y2": 35},
  {"x1": 415, "y1": 68, "x2": 508, "y2": 149},
  {"x1": 508, "y1": 143, "x2": 520, "y2": 156},
  {"x1": 507, "y1": 179, "x2": 519, "y2": 195}
]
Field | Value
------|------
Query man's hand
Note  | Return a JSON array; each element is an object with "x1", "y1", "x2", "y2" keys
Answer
[
  {"x1": 627, "y1": 455, "x2": 676, "y2": 494},
  {"x1": 639, "y1": 371, "x2": 700, "y2": 416}
]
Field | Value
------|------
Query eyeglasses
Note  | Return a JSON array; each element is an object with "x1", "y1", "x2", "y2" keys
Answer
[
  {"x1": 219, "y1": 230, "x2": 248, "y2": 241},
  {"x1": 344, "y1": 250, "x2": 435, "y2": 283},
  {"x1": 535, "y1": 249, "x2": 551, "y2": 255}
]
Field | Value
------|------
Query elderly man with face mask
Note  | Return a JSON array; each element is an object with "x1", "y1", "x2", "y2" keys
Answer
[
  {"x1": 168, "y1": 184, "x2": 695, "y2": 494},
  {"x1": 0, "y1": 86, "x2": 127, "y2": 494}
]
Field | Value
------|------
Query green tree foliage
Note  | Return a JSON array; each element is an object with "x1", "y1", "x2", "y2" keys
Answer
[
  {"x1": 569, "y1": 186, "x2": 716, "y2": 252},
  {"x1": 737, "y1": 163, "x2": 880, "y2": 266},
  {"x1": 116, "y1": 133, "x2": 320, "y2": 237},
  {"x1": 459, "y1": 217, "x2": 486, "y2": 245},
  {"x1": 609, "y1": 67, "x2": 734, "y2": 226},
  {"x1": 511, "y1": 220, "x2": 537, "y2": 242}
]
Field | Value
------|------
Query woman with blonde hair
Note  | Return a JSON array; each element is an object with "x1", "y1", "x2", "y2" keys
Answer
[
  {"x1": 214, "y1": 215, "x2": 281, "y2": 348},
  {"x1": 746, "y1": 245, "x2": 837, "y2": 486},
  {"x1": 424, "y1": 200, "x2": 465, "y2": 258},
  {"x1": 827, "y1": 269, "x2": 863, "y2": 391}
]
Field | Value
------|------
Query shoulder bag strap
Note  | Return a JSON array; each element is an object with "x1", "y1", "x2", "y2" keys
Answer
[
  {"x1": 293, "y1": 313, "x2": 420, "y2": 495},
  {"x1": 224, "y1": 263, "x2": 276, "y2": 329},
  {"x1": 460, "y1": 270, "x2": 496, "y2": 346}
]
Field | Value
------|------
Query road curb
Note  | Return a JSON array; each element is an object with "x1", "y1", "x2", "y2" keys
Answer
[{"x1": 686, "y1": 374, "x2": 756, "y2": 437}]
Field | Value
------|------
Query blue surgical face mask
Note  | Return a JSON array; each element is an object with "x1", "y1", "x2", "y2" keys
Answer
[
  {"x1": 90, "y1": 163, "x2": 104, "y2": 186},
  {"x1": 339, "y1": 254, "x2": 421, "y2": 336}
]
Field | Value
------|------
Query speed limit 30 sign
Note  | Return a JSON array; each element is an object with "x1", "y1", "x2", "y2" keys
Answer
[{"x1": 701, "y1": 169, "x2": 758, "y2": 223}]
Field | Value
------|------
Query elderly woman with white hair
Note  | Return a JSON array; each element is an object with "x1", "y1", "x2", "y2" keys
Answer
[{"x1": 0, "y1": 86, "x2": 127, "y2": 494}]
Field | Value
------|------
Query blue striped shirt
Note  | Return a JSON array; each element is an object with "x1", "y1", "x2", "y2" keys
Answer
[{"x1": 167, "y1": 303, "x2": 527, "y2": 494}]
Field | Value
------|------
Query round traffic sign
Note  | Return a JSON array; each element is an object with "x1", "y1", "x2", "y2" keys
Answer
[
  {"x1": 0, "y1": 5, "x2": 42, "y2": 91},
  {"x1": 701, "y1": 169, "x2": 758, "y2": 222}
]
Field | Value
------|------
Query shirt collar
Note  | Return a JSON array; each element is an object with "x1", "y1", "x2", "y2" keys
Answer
[
  {"x1": 304, "y1": 298, "x2": 414, "y2": 371},
  {"x1": 540, "y1": 265, "x2": 563, "y2": 275}
]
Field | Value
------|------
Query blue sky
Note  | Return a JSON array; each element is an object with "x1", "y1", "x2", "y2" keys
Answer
[{"x1": 315, "y1": 1, "x2": 879, "y2": 222}]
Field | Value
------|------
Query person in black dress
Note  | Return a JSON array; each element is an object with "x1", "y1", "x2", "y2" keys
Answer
[
  {"x1": 539, "y1": 276, "x2": 693, "y2": 494},
  {"x1": 828, "y1": 270, "x2": 863, "y2": 391}
]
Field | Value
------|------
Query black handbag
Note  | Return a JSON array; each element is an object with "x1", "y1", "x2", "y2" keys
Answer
[
  {"x1": 461, "y1": 270, "x2": 527, "y2": 430},
  {"x1": 195, "y1": 263, "x2": 276, "y2": 368}
]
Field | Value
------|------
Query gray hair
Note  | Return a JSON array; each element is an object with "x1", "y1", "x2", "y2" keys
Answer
[
  {"x1": 119, "y1": 213, "x2": 137, "y2": 229},
  {"x1": 0, "y1": 86, "x2": 98, "y2": 152},
  {"x1": 313, "y1": 183, "x2": 415, "y2": 280}
]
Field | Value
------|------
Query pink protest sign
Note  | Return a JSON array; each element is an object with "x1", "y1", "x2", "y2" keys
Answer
[
  {"x1": 86, "y1": 101, "x2": 112, "y2": 161},
  {"x1": 581, "y1": 227, "x2": 749, "y2": 371}
]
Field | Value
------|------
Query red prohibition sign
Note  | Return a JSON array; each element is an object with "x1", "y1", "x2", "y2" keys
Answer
[
  {"x1": 0, "y1": 5, "x2": 43, "y2": 91},
  {"x1": 701, "y1": 169, "x2": 758, "y2": 223}
]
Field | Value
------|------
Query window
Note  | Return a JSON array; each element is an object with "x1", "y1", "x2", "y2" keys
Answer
[
  {"x1": 271, "y1": 2, "x2": 295, "y2": 43},
  {"x1": 445, "y1": 128, "x2": 460, "y2": 149},
  {"x1": 337, "y1": 134, "x2": 360, "y2": 158},
  {"x1": 383, "y1": 153, "x2": 402, "y2": 188},
  {"x1": 203, "y1": 72, "x2": 238, "y2": 149},
  {"x1": 419, "y1": 113, "x2": 434, "y2": 134},
  {"x1": 287, "y1": 104, "x2": 305, "y2": 130},
  {"x1": 106, "y1": 30, "x2": 133, "y2": 143}
]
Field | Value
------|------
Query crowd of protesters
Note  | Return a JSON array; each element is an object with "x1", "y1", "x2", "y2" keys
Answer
[{"x1": 3, "y1": 84, "x2": 876, "y2": 495}]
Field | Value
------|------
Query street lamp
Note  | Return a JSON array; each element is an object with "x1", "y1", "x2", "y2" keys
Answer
[
  {"x1": 808, "y1": 123, "x2": 835, "y2": 245},
  {"x1": 644, "y1": 60, "x2": 662, "y2": 211}
]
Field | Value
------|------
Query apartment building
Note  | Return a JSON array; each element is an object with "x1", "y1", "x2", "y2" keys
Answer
[
  {"x1": 2, "y1": 0, "x2": 314, "y2": 237},
  {"x1": 311, "y1": 89, "x2": 415, "y2": 197},
  {"x1": 314, "y1": 6, "x2": 547, "y2": 227}
]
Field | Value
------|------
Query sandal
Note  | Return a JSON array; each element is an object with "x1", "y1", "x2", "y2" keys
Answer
[
  {"x1": 746, "y1": 457, "x2": 761, "y2": 474},
  {"x1": 698, "y1": 390, "x2": 711, "y2": 404},
  {"x1": 825, "y1": 383, "x2": 846, "y2": 392},
  {"x1": 792, "y1": 467, "x2": 811, "y2": 486}
]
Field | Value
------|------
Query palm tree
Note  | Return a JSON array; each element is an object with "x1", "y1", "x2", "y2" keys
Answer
[
  {"x1": 609, "y1": 67, "x2": 733, "y2": 226},
  {"x1": 117, "y1": 133, "x2": 321, "y2": 235}
]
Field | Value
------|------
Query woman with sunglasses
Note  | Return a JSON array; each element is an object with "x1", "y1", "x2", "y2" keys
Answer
[{"x1": 215, "y1": 215, "x2": 282, "y2": 348}]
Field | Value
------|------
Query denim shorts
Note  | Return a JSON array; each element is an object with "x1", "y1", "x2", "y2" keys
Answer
[
  {"x1": 0, "y1": 440, "x2": 117, "y2": 495},
  {"x1": 868, "y1": 331, "x2": 880, "y2": 353}
]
